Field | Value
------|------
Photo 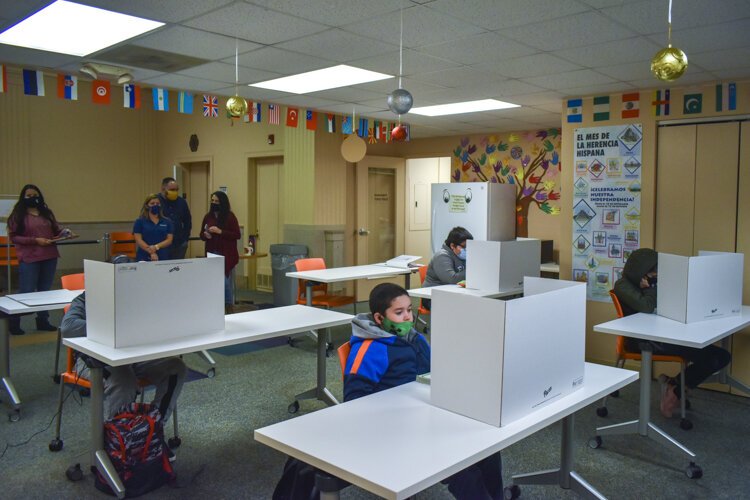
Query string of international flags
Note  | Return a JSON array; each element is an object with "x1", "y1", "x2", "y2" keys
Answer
[
  {"x1": 566, "y1": 83, "x2": 738, "y2": 123},
  {"x1": 0, "y1": 66, "x2": 409, "y2": 142}
]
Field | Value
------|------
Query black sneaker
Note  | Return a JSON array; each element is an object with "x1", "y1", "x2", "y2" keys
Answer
[
  {"x1": 166, "y1": 448, "x2": 176, "y2": 463},
  {"x1": 36, "y1": 321, "x2": 57, "y2": 332}
]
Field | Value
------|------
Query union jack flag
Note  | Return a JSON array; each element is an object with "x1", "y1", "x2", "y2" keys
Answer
[{"x1": 203, "y1": 94, "x2": 218, "y2": 117}]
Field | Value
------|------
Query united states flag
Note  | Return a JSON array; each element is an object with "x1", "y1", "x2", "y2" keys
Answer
[{"x1": 203, "y1": 95, "x2": 218, "y2": 117}]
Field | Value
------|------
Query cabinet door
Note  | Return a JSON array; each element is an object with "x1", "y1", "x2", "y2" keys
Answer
[
  {"x1": 694, "y1": 122, "x2": 740, "y2": 253},
  {"x1": 655, "y1": 125, "x2": 696, "y2": 255}
]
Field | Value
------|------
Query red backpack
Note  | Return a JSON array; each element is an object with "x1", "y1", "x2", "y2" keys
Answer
[{"x1": 95, "y1": 402, "x2": 175, "y2": 497}]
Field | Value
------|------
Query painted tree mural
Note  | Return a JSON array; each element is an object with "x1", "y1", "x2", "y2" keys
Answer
[{"x1": 452, "y1": 128, "x2": 562, "y2": 237}]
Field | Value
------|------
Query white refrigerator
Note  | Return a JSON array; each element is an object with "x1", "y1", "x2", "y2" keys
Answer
[{"x1": 431, "y1": 182, "x2": 516, "y2": 255}]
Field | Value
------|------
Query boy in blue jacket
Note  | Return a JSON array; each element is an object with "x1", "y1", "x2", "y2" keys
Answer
[{"x1": 344, "y1": 283, "x2": 504, "y2": 500}]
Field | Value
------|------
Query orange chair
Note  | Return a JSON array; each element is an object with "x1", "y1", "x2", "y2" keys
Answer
[
  {"x1": 50, "y1": 300, "x2": 180, "y2": 451},
  {"x1": 413, "y1": 265, "x2": 430, "y2": 332},
  {"x1": 597, "y1": 290, "x2": 690, "y2": 429},
  {"x1": 294, "y1": 258, "x2": 356, "y2": 354},
  {"x1": 109, "y1": 231, "x2": 137, "y2": 259},
  {"x1": 53, "y1": 274, "x2": 85, "y2": 380},
  {"x1": 295, "y1": 258, "x2": 356, "y2": 310},
  {"x1": 337, "y1": 342, "x2": 351, "y2": 380},
  {"x1": 0, "y1": 236, "x2": 19, "y2": 293}
]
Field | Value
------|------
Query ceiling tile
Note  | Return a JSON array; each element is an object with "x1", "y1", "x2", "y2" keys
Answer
[
  {"x1": 246, "y1": 0, "x2": 404, "y2": 26},
  {"x1": 559, "y1": 82, "x2": 637, "y2": 96},
  {"x1": 315, "y1": 102, "x2": 383, "y2": 114},
  {"x1": 648, "y1": 19, "x2": 750, "y2": 55},
  {"x1": 354, "y1": 77, "x2": 448, "y2": 96},
  {"x1": 350, "y1": 48, "x2": 460, "y2": 76},
  {"x1": 140, "y1": 74, "x2": 229, "y2": 92},
  {"x1": 73, "y1": 0, "x2": 237, "y2": 23},
  {"x1": 626, "y1": 71, "x2": 716, "y2": 90},
  {"x1": 713, "y1": 66, "x2": 750, "y2": 80},
  {"x1": 419, "y1": 32, "x2": 539, "y2": 65},
  {"x1": 480, "y1": 53, "x2": 582, "y2": 79},
  {"x1": 601, "y1": 0, "x2": 750, "y2": 36},
  {"x1": 341, "y1": 4, "x2": 485, "y2": 49},
  {"x1": 276, "y1": 29, "x2": 399, "y2": 63},
  {"x1": 184, "y1": 3, "x2": 328, "y2": 44},
  {"x1": 0, "y1": 45, "x2": 80, "y2": 69},
  {"x1": 553, "y1": 37, "x2": 663, "y2": 68},
  {"x1": 130, "y1": 26, "x2": 261, "y2": 60},
  {"x1": 307, "y1": 86, "x2": 384, "y2": 103},
  {"x1": 523, "y1": 69, "x2": 616, "y2": 90},
  {"x1": 410, "y1": 66, "x2": 501, "y2": 88},
  {"x1": 177, "y1": 62, "x2": 282, "y2": 85},
  {"x1": 231, "y1": 47, "x2": 335, "y2": 75},
  {"x1": 425, "y1": 79, "x2": 547, "y2": 102},
  {"x1": 502, "y1": 11, "x2": 637, "y2": 51},
  {"x1": 269, "y1": 95, "x2": 344, "y2": 109},
  {"x1": 689, "y1": 47, "x2": 750, "y2": 72},
  {"x1": 214, "y1": 86, "x2": 289, "y2": 101},
  {"x1": 427, "y1": 0, "x2": 590, "y2": 30}
]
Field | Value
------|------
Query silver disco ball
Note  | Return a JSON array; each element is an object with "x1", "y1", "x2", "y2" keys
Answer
[{"x1": 387, "y1": 88, "x2": 413, "y2": 115}]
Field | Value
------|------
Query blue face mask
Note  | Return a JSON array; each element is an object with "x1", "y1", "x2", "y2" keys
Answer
[
  {"x1": 457, "y1": 247, "x2": 467, "y2": 261},
  {"x1": 149, "y1": 205, "x2": 161, "y2": 215}
]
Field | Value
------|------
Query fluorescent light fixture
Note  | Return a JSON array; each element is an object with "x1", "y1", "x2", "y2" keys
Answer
[
  {"x1": 0, "y1": 0, "x2": 163, "y2": 57},
  {"x1": 250, "y1": 64, "x2": 392, "y2": 94},
  {"x1": 410, "y1": 99, "x2": 520, "y2": 116}
]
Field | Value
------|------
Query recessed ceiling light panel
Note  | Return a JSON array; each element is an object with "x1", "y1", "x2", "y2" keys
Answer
[
  {"x1": 410, "y1": 99, "x2": 520, "y2": 116},
  {"x1": 250, "y1": 64, "x2": 393, "y2": 94},
  {"x1": 0, "y1": 0, "x2": 164, "y2": 57}
]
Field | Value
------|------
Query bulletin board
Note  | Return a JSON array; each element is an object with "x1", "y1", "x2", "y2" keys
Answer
[{"x1": 572, "y1": 125, "x2": 642, "y2": 301}]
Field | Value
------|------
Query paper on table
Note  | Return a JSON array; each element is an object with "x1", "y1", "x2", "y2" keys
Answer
[{"x1": 384, "y1": 255, "x2": 421, "y2": 268}]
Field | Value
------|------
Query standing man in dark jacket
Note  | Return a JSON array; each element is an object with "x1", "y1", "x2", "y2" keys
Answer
[
  {"x1": 159, "y1": 177, "x2": 192, "y2": 260},
  {"x1": 613, "y1": 248, "x2": 730, "y2": 418}
]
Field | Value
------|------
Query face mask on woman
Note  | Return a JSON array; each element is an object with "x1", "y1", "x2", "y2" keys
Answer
[
  {"x1": 211, "y1": 203, "x2": 221, "y2": 212},
  {"x1": 149, "y1": 205, "x2": 161, "y2": 215},
  {"x1": 23, "y1": 196, "x2": 41, "y2": 208}
]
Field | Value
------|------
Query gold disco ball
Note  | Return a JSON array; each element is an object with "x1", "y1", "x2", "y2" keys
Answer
[
  {"x1": 226, "y1": 95, "x2": 248, "y2": 117},
  {"x1": 651, "y1": 45, "x2": 688, "y2": 81}
]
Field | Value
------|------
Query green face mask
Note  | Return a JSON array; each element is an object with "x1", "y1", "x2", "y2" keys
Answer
[{"x1": 381, "y1": 317, "x2": 414, "y2": 337}]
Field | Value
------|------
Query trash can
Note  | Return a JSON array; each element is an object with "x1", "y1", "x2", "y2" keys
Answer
[{"x1": 270, "y1": 244, "x2": 308, "y2": 306}]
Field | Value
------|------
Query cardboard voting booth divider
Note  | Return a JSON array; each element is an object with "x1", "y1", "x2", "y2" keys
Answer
[
  {"x1": 430, "y1": 277, "x2": 586, "y2": 427},
  {"x1": 657, "y1": 251, "x2": 743, "y2": 324},
  {"x1": 84, "y1": 257, "x2": 225, "y2": 348},
  {"x1": 465, "y1": 239, "x2": 541, "y2": 292}
]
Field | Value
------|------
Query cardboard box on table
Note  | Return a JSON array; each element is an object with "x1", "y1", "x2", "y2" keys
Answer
[
  {"x1": 430, "y1": 277, "x2": 586, "y2": 427},
  {"x1": 657, "y1": 251, "x2": 743, "y2": 323},
  {"x1": 83, "y1": 256, "x2": 225, "y2": 348},
  {"x1": 465, "y1": 239, "x2": 541, "y2": 292}
]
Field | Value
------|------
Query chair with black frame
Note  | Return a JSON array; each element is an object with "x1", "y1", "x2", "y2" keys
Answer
[{"x1": 596, "y1": 290, "x2": 692, "y2": 430}]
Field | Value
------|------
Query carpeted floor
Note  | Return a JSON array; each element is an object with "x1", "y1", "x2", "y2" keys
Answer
[{"x1": 2, "y1": 291, "x2": 750, "y2": 499}]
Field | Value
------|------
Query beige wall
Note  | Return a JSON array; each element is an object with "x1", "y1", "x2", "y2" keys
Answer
[{"x1": 561, "y1": 79, "x2": 750, "y2": 365}]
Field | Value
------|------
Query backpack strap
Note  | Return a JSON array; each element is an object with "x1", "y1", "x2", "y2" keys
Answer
[{"x1": 349, "y1": 339, "x2": 373, "y2": 375}]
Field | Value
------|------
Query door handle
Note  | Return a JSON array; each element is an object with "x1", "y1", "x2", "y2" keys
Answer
[{"x1": 357, "y1": 227, "x2": 370, "y2": 236}]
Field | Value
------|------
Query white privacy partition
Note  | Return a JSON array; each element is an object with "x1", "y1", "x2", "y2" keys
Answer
[
  {"x1": 466, "y1": 239, "x2": 541, "y2": 292},
  {"x1": 431, "y1": 277, "x2": 585, "y2": 427},
  {"x1": 84, "y1": 257, "x2": 225, "y2": 348},
  {"x1": 657, "y1": 251, "x2": 743, "y2": 323}
]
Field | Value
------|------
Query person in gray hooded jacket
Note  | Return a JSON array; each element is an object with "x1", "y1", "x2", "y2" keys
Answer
[{"x1": 421, "y1": 226, "x2": 473, "y2": 310}]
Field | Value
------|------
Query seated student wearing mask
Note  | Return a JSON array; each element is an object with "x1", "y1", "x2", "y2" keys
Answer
[
  {"x1": 421, "y1": 226, "x2": 473, "y2": 310},
  {"x1": 613, "y1": 247, "x2": 731, "y2": 418}
]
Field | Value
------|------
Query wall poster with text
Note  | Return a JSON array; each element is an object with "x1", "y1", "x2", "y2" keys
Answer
[{"x1": 572, "y1": 124, "x2": 642, "y2": 301}]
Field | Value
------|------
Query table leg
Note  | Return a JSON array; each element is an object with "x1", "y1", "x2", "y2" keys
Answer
[
  {"x1": 90, "y1": 365, "x2": 125, "y2": 498},
  {"x1": 512, "y1": 415, "x2": 606, "y2": 500},
  {"x1": 293, "y1": 327, "x2": 339, "y2": 410},
  {"x1": 0, "y1": 317, "x2": 21, "y2": 419},
  {"x1": 405, "y1": 271, "x2": 411, "y2": 290},
  {"x1": 594, "y1": 348, "x2": 697, "y2": 464},
  {"x1": 704, "y1": 336, "x2": 750, "y2": 395}
]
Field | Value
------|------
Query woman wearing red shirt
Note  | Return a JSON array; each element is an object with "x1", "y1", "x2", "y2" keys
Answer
[
  {"x1": 7, "y1": 184, "x2": 74, "y2": 334},
  {"x1": 200, "y1": 191, "x2": 240, "y2": 312}
]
